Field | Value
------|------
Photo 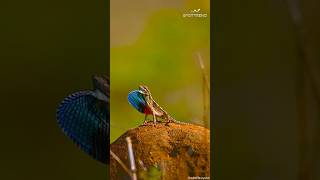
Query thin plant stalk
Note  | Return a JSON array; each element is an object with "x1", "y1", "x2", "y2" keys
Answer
[
  {"x1": 286, "y1": 0, "x2": 320, "y2": 179},
  {"x1": 126, "y1": 137, "x2": 137, "y2": 180},
  {"x1": 196, "y1": 53, "x2": 210, "y2": 127},
  {"x1": 110, "y1": 150, "x2": 131, "y2": 175}
]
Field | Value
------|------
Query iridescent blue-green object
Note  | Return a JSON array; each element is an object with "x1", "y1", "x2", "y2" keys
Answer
[
  {"x1": 56, "y1": 75, "x2": 109, "y2": 164},
  {"x1": 128, "y1": 90, "x2": 146, "y2": 113}
]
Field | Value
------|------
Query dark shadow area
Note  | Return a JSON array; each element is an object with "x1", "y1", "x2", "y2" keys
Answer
[
  {"x1": 213, "y1": 0, "x2": 320, "y2": 179},
  {"x1": 0, "y1": 0, "x2": 109, "y2": 179}
]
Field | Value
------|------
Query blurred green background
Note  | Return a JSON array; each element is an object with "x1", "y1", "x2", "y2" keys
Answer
[
  {"x1": 110, "y1": 0, "x2": 210, "y2": 142},
  {"x1": 0, "y1": 0, "x2": 108, "y2": 179}
]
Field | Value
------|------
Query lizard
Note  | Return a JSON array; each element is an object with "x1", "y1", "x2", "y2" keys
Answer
[
  {"x1": 128, "y1": 85, "x2": 191, "y2": 125},
  {"x1": 56, "y1": 75, "x2": 109, "y2": 164}
]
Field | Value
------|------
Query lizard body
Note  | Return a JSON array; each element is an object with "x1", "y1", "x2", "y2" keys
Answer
[{"x1": 128, "y1": 85, "x2": 190, "y2": 125}]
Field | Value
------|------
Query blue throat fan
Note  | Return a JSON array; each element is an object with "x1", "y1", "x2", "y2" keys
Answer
[
  {"x1": 128, "y1": 90, "x2": 147, "y2": 114},
  {"x1": 56, "y1": 75, "x2": 109, "y2": 164}
]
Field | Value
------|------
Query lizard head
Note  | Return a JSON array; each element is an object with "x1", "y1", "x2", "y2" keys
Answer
[{"x1": 138, "y1": 85, "x2": 151, "y2": 96}]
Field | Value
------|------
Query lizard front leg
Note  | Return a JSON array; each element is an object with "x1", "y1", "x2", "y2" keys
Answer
[
  {"x1": 152, "y1": 111, "x2": 156, "y2": 125},
  {"x1": 147, "y1": 105, "x2": 157, "y2": 125},
  {"x1": 143, "y1": 114, "x2": 148, "y2": 125}
]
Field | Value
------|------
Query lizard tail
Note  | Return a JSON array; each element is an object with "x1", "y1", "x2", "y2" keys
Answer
[{"x1": 167, "y1": 115, "x2": 190, "y2": 125}]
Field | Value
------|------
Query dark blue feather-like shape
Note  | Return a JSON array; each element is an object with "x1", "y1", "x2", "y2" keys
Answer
[
  {"x1": 128, "y1": 90, "x2": 146, "y2": 113},
  {"x1": 57, "y1": 90, "x2": 109, "y2": 164}
]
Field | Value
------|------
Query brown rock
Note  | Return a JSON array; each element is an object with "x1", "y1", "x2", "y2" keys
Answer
[{"x1": 110, "y1": 122, "x2": 210, "y2": 180}]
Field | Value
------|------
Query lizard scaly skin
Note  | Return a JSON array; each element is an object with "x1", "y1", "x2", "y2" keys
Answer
[{"x1": 138, "y1": 85, "x2": 190, "y2": 125}]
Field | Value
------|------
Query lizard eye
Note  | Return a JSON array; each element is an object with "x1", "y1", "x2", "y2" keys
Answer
[
  {"x1": 139, "y1": 85, "x2": 147, "y2": 91},
  {"x1": 138, "y1": 90, "x2": 146, "y2": 94}
]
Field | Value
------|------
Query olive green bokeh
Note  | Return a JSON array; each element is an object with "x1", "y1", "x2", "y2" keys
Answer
[{"x1": 110, "y1": 4, "x2": 210, "y2": 142}]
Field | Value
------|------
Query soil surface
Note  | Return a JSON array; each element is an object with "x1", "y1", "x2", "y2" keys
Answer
[{"x1": 110, "y1": 122, "x2": 210, "y2": 180}]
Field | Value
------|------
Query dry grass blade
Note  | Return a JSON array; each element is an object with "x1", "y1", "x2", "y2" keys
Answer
[
  {"x1": 126, "y1": 137, "x2": 137, "y2": 180},
  {"x1": 195, "y1": 52, "x2": 210, "y2": 127},
  {"x1": 110, "y1": 150, "x2": 131, "y2": 176},
  {"x1": 196, "y1": 53, "x2": 210, "y2": 93}
]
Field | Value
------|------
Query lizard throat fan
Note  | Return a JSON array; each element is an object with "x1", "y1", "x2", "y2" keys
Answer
[
  {"x1": 56, "y1": 75, "x2": 109, "y2": 164},
  {"x1": 128, "y1": 90, "x2": 147, "y2": 114}
]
